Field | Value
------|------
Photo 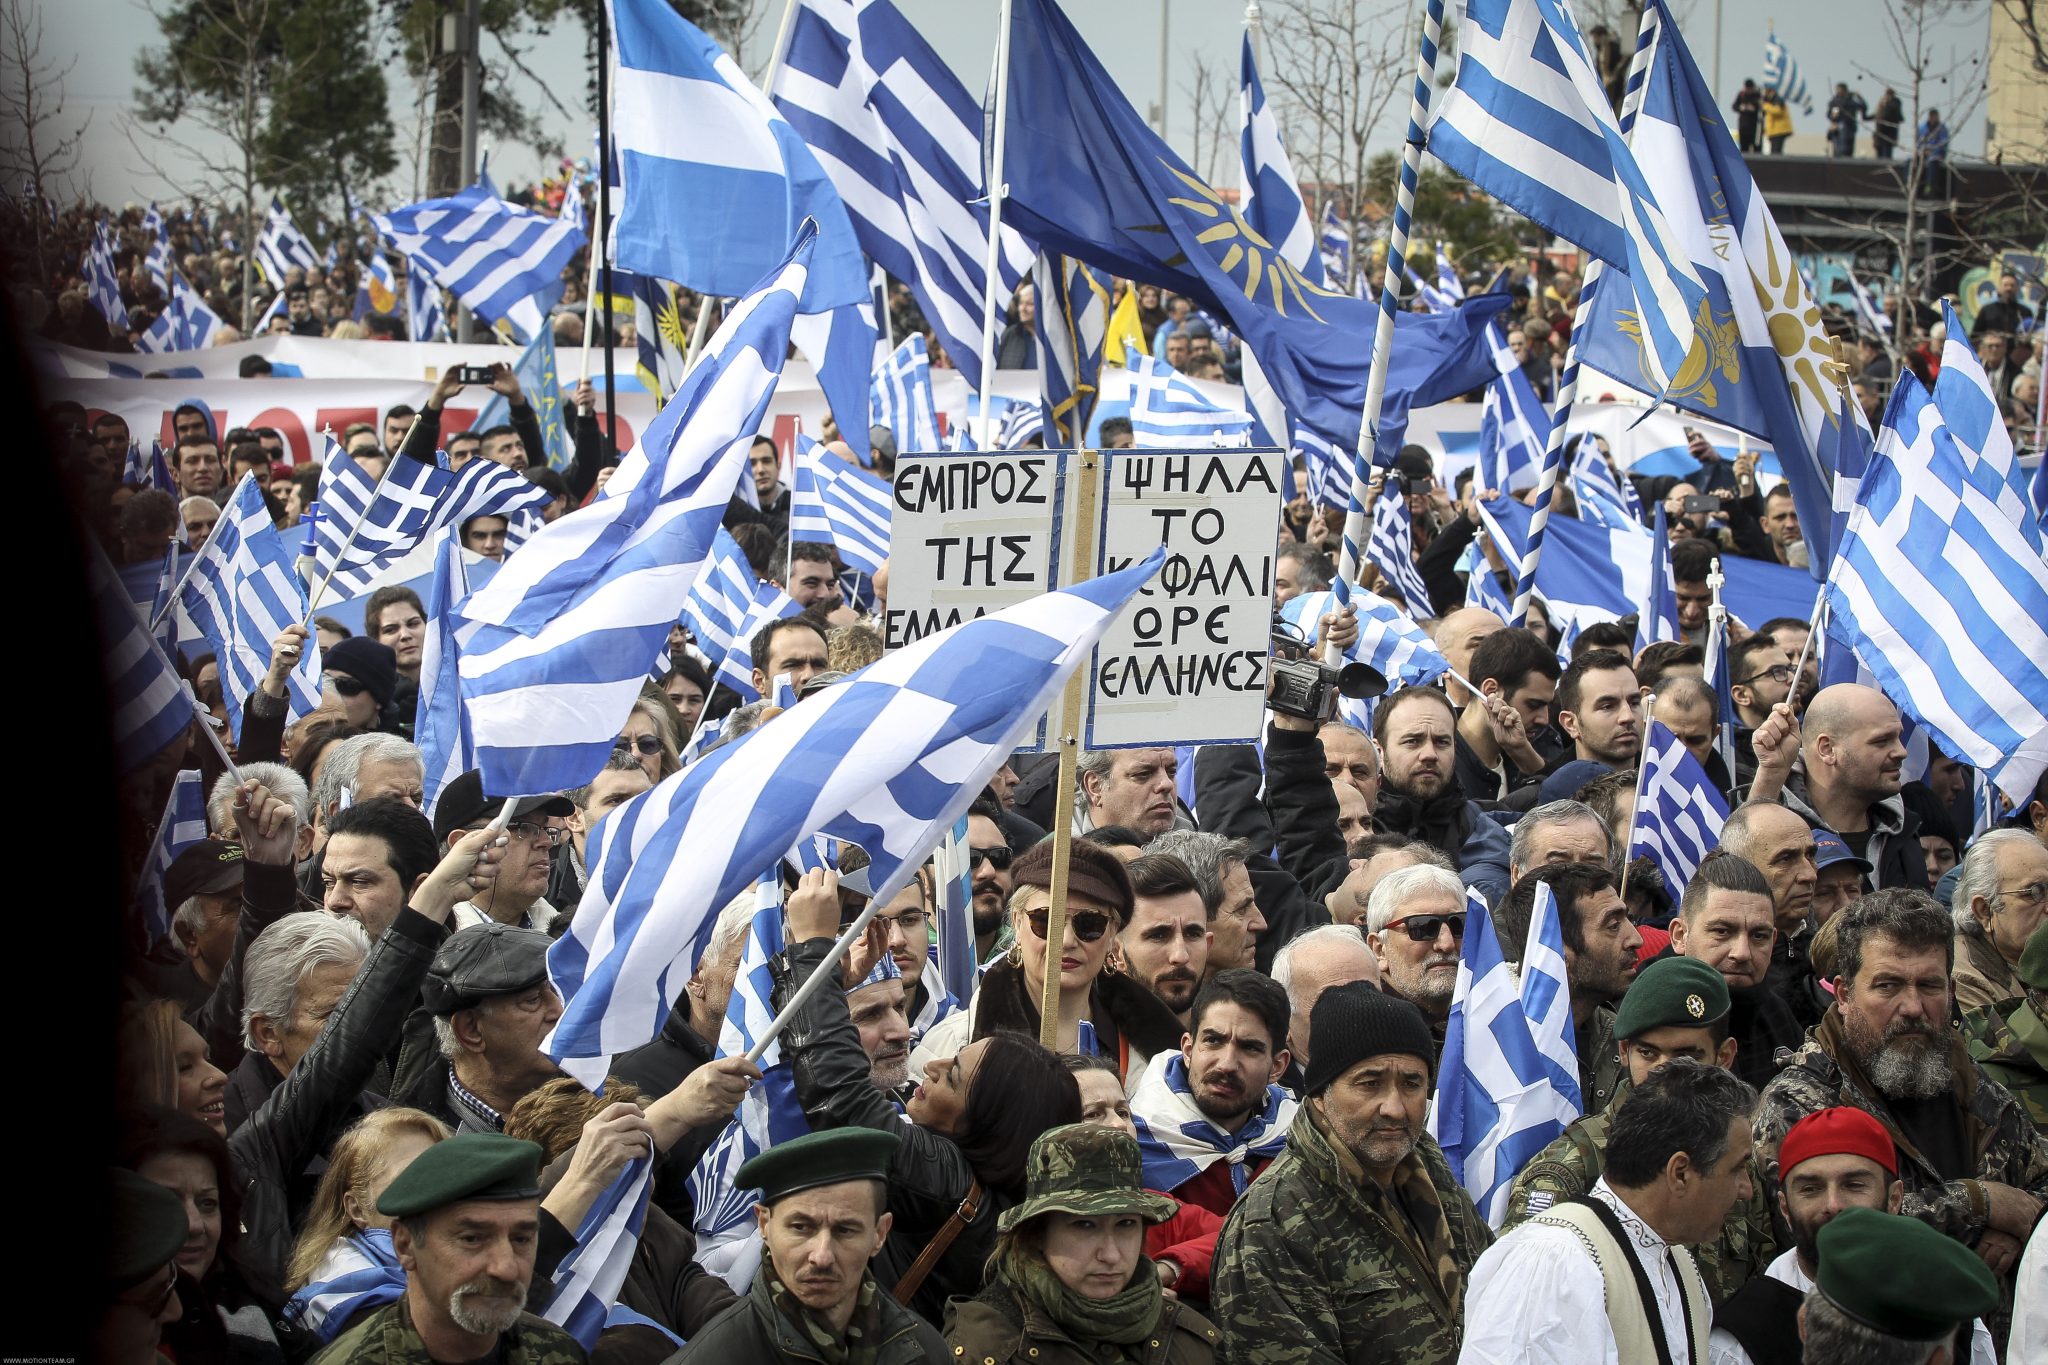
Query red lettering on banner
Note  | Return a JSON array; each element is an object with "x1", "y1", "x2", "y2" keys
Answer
[
  {"x1": 245, "y1": 408, "x2": 309, "y2": 463},
  {"x1": 592, "y1": 411, "x2": 638, "y2": 455}
]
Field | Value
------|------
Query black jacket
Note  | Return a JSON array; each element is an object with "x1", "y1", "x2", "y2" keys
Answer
[
  {"x1": 776, "y1": 936, "x2": 1011, "y2": 1325},
  {"x1": 398, "y1": 397, "x2": 546, "y2": 469},
  {"x1": 723, "y1": 486, "x2": 790, "y2": 542},
  {"x1": 665, "y1": 1264, "x2": 947, "y2": 1365},
  {"x1": 1192, "y1": 726, "x2": 1338, "y2": 971},
  {"x1": 611, "y1": 1002, "x2": 721, "y2": 1230},
  {"x1": 566, "y1": 407, "x2": 619, "y2": 503},
  {"x1": 1415, "y1": 512, "x2": 1479, "y2": 618},
  {"x1": 188, "y1": 860, "x2": 306, "y2": 1078},
  {"x1": 229, "y1": 904, "x2": 444, "y2": 1310}
]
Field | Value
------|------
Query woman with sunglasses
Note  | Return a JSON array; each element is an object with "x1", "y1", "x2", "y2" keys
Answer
[
  {"x1": 914, "y1": 840, "x2": 1186, "y2": 1089},
  {"x1": 617, "y1": 687, "x2": 685, "y2": 782},
  {"x1": 779, "y1": 867, "x2": 1082, "y2": 1325}
]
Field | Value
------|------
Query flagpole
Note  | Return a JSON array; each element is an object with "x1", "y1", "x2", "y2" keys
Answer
[
  {"x1": 1506, "y1": 9, "x2": 1659, "y2": 627},
  {"x1": 973, "y1": 0, "x2": 1018, "y2": 451},
  {"x1": 682, "y1": 295, "x2": 718, "y2": 375},
  {"x1": 301, "y1": 411, "x2": 427, "y2": 622},
  {"x1": 597, "y1": 0, "x2": 618, "y2": 434},
  {"x1": 577, "y1": 186, "x2": 603, "y2": 383},
  {"x1": 1705, "y1": 555, "x2": 1735, "y2": 775},
  {"x1": 1618, "y1": 690, "x2": 1658, "y2": 901},
  {"x1": 1326, "y1": 0, "x2": 1444, "y2": 667}
]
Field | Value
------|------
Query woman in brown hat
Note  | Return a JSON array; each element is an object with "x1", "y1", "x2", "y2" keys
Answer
[{"x1": 945, "y1": 1123, "x2": 1218, "y2": 1365}]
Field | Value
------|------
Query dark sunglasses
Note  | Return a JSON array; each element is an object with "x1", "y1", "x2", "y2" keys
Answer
[
  {"x1": 972, "y1": 844, "x2": 1013, "y2": 871},
  {"x1": 614, "y1": 735, "x2": 664, "y2": 756},
  {"x1": 1384, "y1": 913, "x2": 1467, "y2": 943},
  {"x1": 1026, "y1": 907, "x2": 1113, "y2": 943},
  {"x1": 326, "y1": 674, "x2": 367, "y2": 697}
]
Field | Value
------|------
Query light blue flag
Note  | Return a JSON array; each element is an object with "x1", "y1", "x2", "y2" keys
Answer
[
  {"x1": 453, "y1": 225, "x2": 817, "y2": 797},
  {"x1": 993, "y1": 398, "x2": 1044, "y2": 452},
  {"x1": 790, "y1": 434, "x2": 893, "y2": 575},
  {"x1": 1477, "y1": 336, "x2": 1550, "y2": 496},
  {"x1": 1239, "y1": 32, "x2": 1322, "y2": 286},
  {"x1": 92, "y1": 542, "x2": 194, "y2": 773},
  {"x1": 1432, "y1": 883, "x2": 1580, "y2": 1227},
  {"x1": 541, "y1": 1157, "x2": 659, "y2": 1349},
  {"x1": 279, "y1": 1230, "x2": 405, "y2": 1344},
  {"x1": 715, "y1": 582, "x2": 802, "y2": 703},
  {"x1": 1628, "y1": 717, "x2": 1731, "y2": 891},
  {"x1": 870, "y1": 334, "x2": 943, "y2": 453},
  {"x1": 1427, "y1": 0, "x2": 1708, "y2": 400},
  {"x1": 375, "y1": 182, "x2": 584, "y2": 343},
  {"x1": 932, "y1": 815, "x2": 977, "y2": 1008},
  {"x1": 1762, "y1": 31, "x2": 1812, "y2": 113},
  {"x1": 85, "y1": 224, "x2": 130, "y2": 329},
  {"x1": 1635, "y1": 501, "x2": 1679, "y2": 655},
  {"x1": 404, "y1": 258, "x2": 447, "y2": 342},
  {"x1": 255, "y1": 195, "x2": 318, "y2": 288},
  {"x1": 1367, "y1": 490, "x2": 1435, "y2": 613},
  {"x1": 142, "y1": 204, "x2": 172, "y2": 290},
  {"x1": 1519, "y1": 879, "x2": 1583, "y2": 1124},
  {"x1": 1931, "y1": 299, "x2": 2038, "y2": 553},
  {"x1": 416, "y1": 533, "x2": 478, "y2": 821},
  {"x1": 611, "y1": 0, "x2": 866, "y2": 314},
  {"x1": 681, "y1": 528, "x2": 768, "y2": 681},
  {"x1": 1283, "y1": 590, "x2": 1449, "y2": 694},
  {"x1": 473, "y1": 329, "x2": 575, "y2": 473},
  {"x1": 544, "y1": 550, "x2": 1164, "y2": 1086},
  {"x1": 131, "y1": 770, "x2": 207, "y2": 945},
  {"x1": 1127, "y1": 355, "x2": 1254, "y2": 448},
  {"x1": 788, "y1": 302, "x2": 877, "y2": 465},
  {"x1": 179, "y1": 476, "x2": 324, "y2": 740}
]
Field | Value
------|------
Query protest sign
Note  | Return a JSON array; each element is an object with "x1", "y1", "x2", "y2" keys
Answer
[
  {"x1": 883, "y1": 450, "x2": 1066, "y2": 651},
  {"x1": 1087, "y1": 447, "x2": 1284, "y2": 748}
]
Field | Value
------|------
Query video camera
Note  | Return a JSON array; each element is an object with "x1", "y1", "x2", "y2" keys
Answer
[{"x1": 1268, "y1": 618, "x2": 1388, "y2": 723}]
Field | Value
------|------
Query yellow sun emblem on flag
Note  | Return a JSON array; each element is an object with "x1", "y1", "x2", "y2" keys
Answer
[
  {"x1": 1617, "y1": 296, "x2": 1743, "y2": 406},
  {"x1": 655, "y1": 287, "x2": 687, "y2": 351},
  {"x1": 1157, "y1": 162, "x2": 1348, "y2": 322}
]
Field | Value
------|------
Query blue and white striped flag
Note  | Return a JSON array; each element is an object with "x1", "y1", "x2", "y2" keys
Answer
[
  {"x1": 1477, "y1": 333, "x2": 1550, "y2": 495},
  {"x1": 1627, "y1": 717, "x2": 1730, "y2": 891},
  {"x1": 179, "y1": 476, "x2": 324, "y2": 740},
  {"x1": 453, "y1": 225, "x2": 816, "y2": 798},
  {"x1": 1293, "y1": 428, "x2": 1350, "y2": 509},
  {"x1": 255, "y1": 196, "x2": 319, "y2": 289},
  {"x1": 788, "y1": 302, "x2": 879, "y2": 466},
  {"x1": 1571, "y1": 434, "x2": 1640, "y2": 521},
  {"x1": 1032, "y1": 252, "x2": 1114, "y2": 447},
  {"x1": 93, "y1": 543, "x2": 194, "y2": 773},
  {"x1": 994, "y1": 398, "x2": 1045, "y2": 452},
  {"x1": 1318, "y1": 201, "x2": 1351, "y2": 288},
  {"x1": 558, "y1": 165, "x2": 587, "y2": 236},
  {"x1": 869, "y1": 334, "x2": 943, "y2": 453},
  {"x1": 1238, "y1": 31, "x2": 1322, "y2": 286},
  {"x1": 545, "y1": 549, "x2": 1163, "y2": 1086},
  {"x1": 1762, "y1": 31, "x2": 1813, "y2": 113},
  {"x1": 1519, "y1": 880, "x2": 1583, "y2": 1124},
  {"x1": 142, "y1": 205, "x2": 172, "y2": 291},
  {"x1": 279, "y1": 1230, "x2": 405, "y2": 1345},
  {"x1": 540, "y1": 1157, "x2": 656, "y2": 1349},
  {"x1": 932, "y1": 815, "x2": 977, "y2": 1006},
  {"x1": 612, "y1": 0, "x2": 866, "y2": 316},
  {"x1": 170, "y1": 273, "x2": 225, "y2": 350},
  {"x1": 132, "y1": 770, "x2": 208, "y2": 945},
  {"x1": 1428, "y1": 0, "x2": 1708, "y2": 399},
  {"x1": 790, "y1": 435, "x2": 892, "y2": 575},
  {"x1": 772, "y1": 0, "x2": 1031, "y2": 391},
  {"x1": 1127, "y1": 355, "x2": 1253, "y2": 448},
  {"x1": 715, "y1": 583, "x2": 803, "y2": 702},
  {"x1": 1826, "y1": 374, "x2": 2048, "y2": 806},
  {"x1": 1284, "y1": 589, "x2": 1450, "y2": 690},
  {"x1": 1932, "y1": 299, "x2": 2038, "y2": 553},
  {"x1": 85, "y1": 224, "x2": 129, "y2": 329},
  {"x1": 404, "y1": 259, "x2": 447, "y2": 342},
  {"x1": 1435, "y1": 244, "x2": 1466, "y2": 302},
  {"x1": 681, "y1": 527, "x2": 766, "y2": 679},
  {"x1": 1704, "y1": 592, "x2": 1738, "y2": 779},
  {"x1": 415, "y1": 533, "x2": 479, "y2": 820},
  {"x1": 1636, "y1": 502, "x2": 1680, "y2": 655},
  {"x1": 1432, "y1": 884, "x2": 1581, "y2": 1227},
  {"x1": 312, "y1": 440, "x2": 550, "y2": 601},
  {"x1": 375, "y1": 182, "x2": 584, "y2": 343},
  {"x1": 1367, "y1": 491, "x2": 1435, "y2": 613}
]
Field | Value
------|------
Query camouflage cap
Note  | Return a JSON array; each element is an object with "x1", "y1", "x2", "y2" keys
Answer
[
  {"x1": 997, "y1": 1123, "x2": 1180, "y2": 1233},
  {"x1": 2020, "y1": 920, "x2": 2048, "y2": 993}
]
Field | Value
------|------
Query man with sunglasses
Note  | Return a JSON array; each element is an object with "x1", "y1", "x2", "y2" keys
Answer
[
  {"x1": 432, "y1": 769, "x2": 574, "y2": 933},
  {"x1": 1362, "y1": 865, "x2": 1467, "y2": 1054},
  {"x1": 966, "y1": 795, "x2": 1016, "y2": 963}
]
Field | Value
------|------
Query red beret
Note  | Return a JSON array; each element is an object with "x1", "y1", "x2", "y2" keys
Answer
[{"x1": 1778, "y1": 1106, "x2": 1897, "y2": 1178}]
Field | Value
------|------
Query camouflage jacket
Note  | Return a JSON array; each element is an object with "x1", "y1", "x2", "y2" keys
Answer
[
  {"x1": 1964, "y1": 991, "x2": 2048, "y2": 1134},
  {"x1": 1578, "y1": 1005, "x2": 1624, "y2": 1116},
  {"x1": 1210, "y1": 1105, "x2": 1493, "y2": 1365},
  {"x1": 1499, "y1": 1083, "x2": 1777, "y2": 1305},
  {"x1": 1755, "y1": 1005, "x2": 2048, "y2": 1246},
  {"x1": 310, "y1": 1298, "x2": 586, "y2": 1365}
]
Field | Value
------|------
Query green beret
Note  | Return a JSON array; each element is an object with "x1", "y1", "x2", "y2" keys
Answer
[
  {"x1": 422, "y1": 923, "x2": 553, "y2": 1016},
  {"x1": 738, "y1": 1128, "x2": 900, "y2": 1205},
  {"x1": 1614, "y1": 956, "x2": 1729, "y2": 1041},
  {"x1": 106, "y1": 1168, "x2": 188, "y2": 1286},
  {"x1": 2020, "y1": 920, "x2": 2048, "y2": 992},
  {"x1": 376, "y1": 1133, "x2": 543, "y2": 1218},
  {"x1": 1815, "y1": 1207, "x2": 2000, "y2": 1342}
]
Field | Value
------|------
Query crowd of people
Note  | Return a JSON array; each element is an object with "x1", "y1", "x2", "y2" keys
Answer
[{"x1": 1729, "y1": 79, "x2": 1925, "y2": 162}]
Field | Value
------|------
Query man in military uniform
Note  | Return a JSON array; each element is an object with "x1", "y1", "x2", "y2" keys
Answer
[
  {"x1": 668, "y1": 1128, "x2": 947, "y2": 1363},
  {"x1": 1800, "y1": 1208, "x2": 2002, "y2": 1362},
  {"x1": 1964, "y1": 921, "x2": 2048, "y2": 1133},
  {"x1": 1503, "y1": 956, "x2": 1777, "y2": 1304},
  {"x1": 314, "y1": 1132, "x2": 586, "y2": 1364},
  {"x1": 1212, "y1": 983, "x2": 1493, "y2": 1365},
  {"x1": 1755, "y1": 891, "x2": 2048, "y2": 1287},
  {"x1": 392, "y1": 922, "x2": 566, "y2": 1134}
]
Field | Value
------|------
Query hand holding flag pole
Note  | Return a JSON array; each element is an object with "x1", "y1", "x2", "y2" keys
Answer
[{"x1": 301, "y1": 409, "x2": 427, "y2": 622}]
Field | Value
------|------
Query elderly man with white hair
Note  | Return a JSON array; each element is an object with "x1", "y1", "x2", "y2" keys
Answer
[
  {"x1": 1271, "y1": 924, "x2": 1381, "y2": 1074},
  {"x1": 1952, "y1": 828, "x2": 2048, "y2": 1012},
  {"x1": 1362, "y1": 863, "x2": 1470, "y2": 1058},
  {"x1": 309, "y1": 733, "x2": 426, "y2": 833},
  {"x1": 1507, "y1": 798, "x2": 1615, "y2": 885}
]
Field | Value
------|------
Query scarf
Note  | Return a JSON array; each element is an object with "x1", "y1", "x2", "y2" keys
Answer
[
  {"x1": 998, "y1": 1248, "x2": 1163, "y2": 1349},
  {"x1": 1130, "y1": 1051, "x2": 1297, "y2": 1195},
  {"x1": 1374, "y1": 788, "x2": 1471, "y2": 859},
  {"x1": 764, "y1": 1261, "x2": 887, "y2": 1365},
  {"x1": 281, "y1": 1229, "x2": 406, "y2": 1342},
  {"x1": 1307, "y1": 1104, "x2": 1467, "y2": 1322}
]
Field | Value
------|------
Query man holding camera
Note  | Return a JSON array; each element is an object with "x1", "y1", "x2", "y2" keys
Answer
[{"x1": 396, "y1": 362, "x2": 543, "y2": 471}]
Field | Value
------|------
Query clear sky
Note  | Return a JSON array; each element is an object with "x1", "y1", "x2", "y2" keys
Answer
[{"x1": 47, "y1": 0, "x2": 1990, "y2": 210}]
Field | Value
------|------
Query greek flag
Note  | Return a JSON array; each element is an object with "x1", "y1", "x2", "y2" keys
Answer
[
  {"x1": 1428, "y1": 0, "x2": 1708, "y2": 399},
  {"x1": 1367, "y1": 492, "x2": 1435, "y2": 613},
  {"x1": 994, "y1": 399, "x2": 1045, "y2": 452},
  {"x1": 869, "y1": 334, "x2": 942, "y2": 453},
  {"x1": 179, "y1": 476, "x2": 324, "y2": 740},
  {"x1": 1032, "y1": 252, "x2": 1114, "y2": 447},
  {"x1": 375, "y1": 181, "x2": 584, "y2": 343},
  {"x1": 772, "y1": 0, "x2": 1030, "y2": 391},
  {"x1": 1478, "y1": 330, "x2": 1551, "y2": 495},
  {"x1": 132, "y1": 770, "x2": 208, "y2": 945},
  {"x1": 415, "y1": 533, "x2": 479, "y2": 821},
  {"x1": 93, "y1": 543, "x2": 194, "y2": 773},
  {"x1": 1826, "y1": 373, "x2": 2048, "y2": 806},
  {"x1": 544, "y1": 550, "x2": 1162, "y2": 1086},
  {"x1": 1405, "y1": 260, "x2": 1461, "y2": 314},
  {"x1": 1572, "y1": 434, "x2": 1641, "y2": 520},
  {"x1": 612, "y1": 0, "x2": 865, "y2": 315},
  {"x1": 136, "y1": 273, "x2": 225, "y2": 354},
  {"x1": 404, "y1": 259, "x2": 447, "y2": 342},
  {"x1": 1519, "y1": 880, "x2": 1582, "y2": 1123},
  {"x1": 1283, "y1": 590, "x2": 1450, "y2": 690},
  {"x1": 142, "y1": 205, "x2": 172, "y2": 291},
  {"x1": 790, "y1": 435, "x2": 892, "y2": 575},
  {"x1": 1932, "y1": 299, "x2": 2039, "y2": 553},
  {"x1": 85, "y1": 224, "x2": 129, "y2": 329},
  {"x1": 1128, "y1": 355, "x2": 1253, "y2": 448},
  {"x1": 1318, "y1": 201, "x2": 1351, "y2": 287},
  {"x1": 254, "y1": 288, "x2": 288, "y2": 336},
  {"x1": 558, "y1": 165, "x2": 587, "y2": 235},
  {"x1": 1239, "y1": 31, "x2": 1322, "y2": 285},
  {"x1": 1635, "y1": 502, "x2": 1680, "y2": 655},
  {"x1": 255, "y1": 196, "x2": 319, "y2": 288},
  {"x1": 680, "y1": 528, "x2": 800, "y2": 703},
  {"x1": 452, "y1": 225, "x2": 816, "y2": 798},
  {"x1": 1436, "y1": 244, "x2": 1466, "y2": 301},
  {"x1": 472, "y1": 329, "x2": 575, "y2": 473},
  {"x1": 1705, "y1": 600, "x2": 1738, "y2": 778},
  {"x1": 279, "y1": 1230, "x2": 405, "y2": 1344},
  {"x1": 1627, "y1": 717, "x2": 1730, "y2": 891},
  {"x1": 1762, "y1": 31, "x2": 1812, "y2": 113},
  {"x1": 311, "y1": 440, "x2": 550, "y2": 601},
  {"x1": 718, "y1": 583, "x2": 803, "y2": 702},
  {"x1": 540, "y1": 1157, "x2": 655, "y2": 1349},
  {"x1": 1432, "y1": 884, "x2": 1581, "y2": 1228}
]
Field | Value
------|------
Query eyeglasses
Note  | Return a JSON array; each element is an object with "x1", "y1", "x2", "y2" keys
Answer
[
  {"x1": 1738, "y1": 663, "x2": 1796, "y2": 686},
  {"x1": 972, "y1": 845, "x2": 1013, "y2": 871},
  {"x1": 326, "y1": 674, "x2": 368, "y2": 697},
  {"x1": 1383, "y1": 913, "x2": 1467, "y2": 943},
  {"x1": 140, "y1": 1263, "x2": 179, "y2": 1316},
  {"x1": 1994, "y1": 881, "x2": 2048, "y2": 909},
  {"x1": 881, "y1": 909, "x2": 931, "y2": 934},
  {"x1": 475, "y1": 820, "x2": 566, "y2": 848},
  {"x1": 1025, "y1": 907, "x2": 1113, "y2": 943},
  {"x1": 614, "y1": 735, "x2": 664, "y2": 757}
]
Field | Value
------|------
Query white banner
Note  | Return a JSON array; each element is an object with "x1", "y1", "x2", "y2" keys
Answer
[
  {"x1": 882, "y1": 450, "x2": 1067, "y2": 651},
  {"x1": 1087, "y1": 448, "x2": 1285, "y2": 749}
]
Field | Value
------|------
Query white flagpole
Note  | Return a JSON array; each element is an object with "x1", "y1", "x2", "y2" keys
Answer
[
  {"x1": 578, "y1": 176, "x2": 604, "y2": 383},
  {"x1": 973, "y1": 0, "x2": 1017, "y2": 451},
  {"x1": 1618, "y1": 690, "x2": 1658, "y2": 901}
]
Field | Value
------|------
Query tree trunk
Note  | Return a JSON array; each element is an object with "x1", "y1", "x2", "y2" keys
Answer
[{"x1": 426, "y1": 20, "x2": 463, "y2": 196}]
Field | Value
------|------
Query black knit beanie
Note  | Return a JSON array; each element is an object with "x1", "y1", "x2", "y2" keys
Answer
[{"x1": 1302, "y1": 981, "x2": 1437, "y2": 1095}]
